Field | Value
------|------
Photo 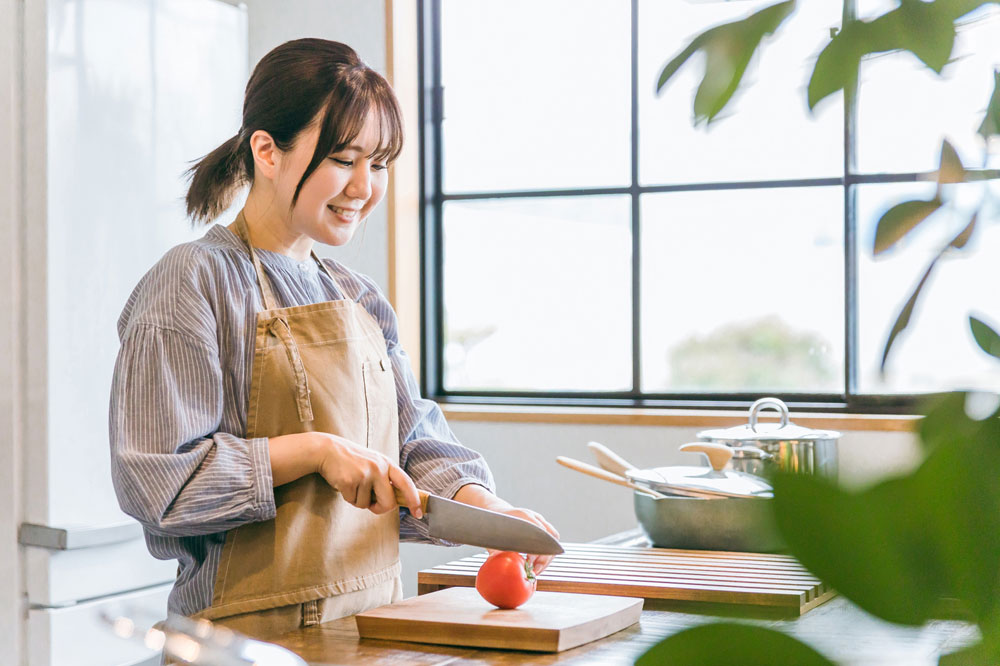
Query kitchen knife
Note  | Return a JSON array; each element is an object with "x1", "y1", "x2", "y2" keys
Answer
[{"x1": 393, "y1": 487, "x2": 564, "y2": 555}]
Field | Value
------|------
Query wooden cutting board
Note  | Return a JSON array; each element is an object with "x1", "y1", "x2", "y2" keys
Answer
[
  {"x1": 354, "y1": 586, "x2": 642, "y2": 652},
  {"x1": 418, "y1": 543, "x2": 834, "y2": 617}
]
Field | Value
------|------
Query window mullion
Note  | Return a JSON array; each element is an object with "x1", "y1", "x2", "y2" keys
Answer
[
  {"x1": 630, "y1": 0, "x2": 641, "y2": 396},
  {"x1": 844, "y1": 0, "x2": 859, "y2": 403}
]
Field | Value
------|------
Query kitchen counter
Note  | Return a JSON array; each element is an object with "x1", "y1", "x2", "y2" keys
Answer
[{"x1": 271, "y1": 530, "x2": 979, "y2": 665}]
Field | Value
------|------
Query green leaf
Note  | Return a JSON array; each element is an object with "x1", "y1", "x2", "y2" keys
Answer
[
  {"x1": 873, "y1": 198, "x2": 942, "y2": 256},
  {"x1": 656, "y1": 1, "x2": 796, "y2": 125},
  {"x1": 775, "y1": 392, "x2": 1000, "y2": 634},
  {"x1": 939, "y1": 641, "x2": 994, "y2": 666},
  {"x1": 912, "y1": 403, "x2": 1000, "y2": 621},
  {"x1": 880, "y1": 257, "x2": 937, "y2": 374},
  {"x1": 657, "y1": 40, "x2": 701, "y2": 95},
  {"x1": 894, "y1": 0, "x2": 957, "y2": 72},
  {"x1": 938, "y1": 139, "x2": 967, "y2": 185},
  {"x1": 970, "y1": 315, "x2": 1000, "y2": 360},
  {"x1": 917, "y1": 392, "x2": 981, "y2": 453},
  {"x1": 950, "y1": 212, "x2": 977, "y2": 250},
  {"x1": 978, "y1": 69, "x2": 1000, "y2": 140},
  {"x1": 880, "y1": 212, "x2": 976, "y2": 372},
  {"x1": 773, "y1": 473, "x2": 949, "y2": 625},
  {"x1": 635, "y1": 622, "x2": 834, "y2": 666},
  {"x1": 809, "y1": 0, "x2": 962, "y2": 110}
]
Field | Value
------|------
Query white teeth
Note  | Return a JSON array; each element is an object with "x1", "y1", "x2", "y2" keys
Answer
[{"x1": 328, "y1": 205, "x2": 358, "y2": 219}]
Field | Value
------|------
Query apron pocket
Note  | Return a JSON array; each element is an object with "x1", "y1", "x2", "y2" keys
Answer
[{"x1": 362, "y1": 358, "x2": 394, "y2": 450}]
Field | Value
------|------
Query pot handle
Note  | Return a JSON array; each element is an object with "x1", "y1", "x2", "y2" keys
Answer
[
  {"x1": 749, "y1": 397, "x2": 790, "y2": 431},
  {"x1": 678, "y1": 442, "x2": 733, "y2": 472}
]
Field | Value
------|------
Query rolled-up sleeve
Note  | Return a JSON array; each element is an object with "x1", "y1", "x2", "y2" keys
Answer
[{"x1": 109, "y1": 322, "x2": 275, "y2": 538}]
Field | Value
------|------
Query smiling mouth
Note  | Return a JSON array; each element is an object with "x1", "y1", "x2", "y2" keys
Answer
[{"x1": 328, "y1": 205, "x2": 360, "y2": 222}]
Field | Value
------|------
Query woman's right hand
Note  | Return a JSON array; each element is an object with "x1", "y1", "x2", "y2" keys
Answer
[{"x1": 314, "y1": 433, "x2": 423, "y2": 518}]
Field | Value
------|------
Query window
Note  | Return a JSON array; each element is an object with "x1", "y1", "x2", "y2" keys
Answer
[{"x1": 418, "y1": 0, "x2": 1000, "y2": 411}]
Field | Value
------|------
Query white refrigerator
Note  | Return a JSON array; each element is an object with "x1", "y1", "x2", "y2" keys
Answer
[{"x1": 18, "y1": 1, "x2": 248, "y2": 663}]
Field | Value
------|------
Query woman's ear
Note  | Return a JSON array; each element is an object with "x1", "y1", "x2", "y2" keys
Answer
[{"x1": 249, "y1": 130, "x2": 279, "y2": 180}]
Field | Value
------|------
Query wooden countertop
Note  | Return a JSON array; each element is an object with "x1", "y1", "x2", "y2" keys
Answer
[{"x1": 271, "y1": 530, "x2": 979, "y2": 665}]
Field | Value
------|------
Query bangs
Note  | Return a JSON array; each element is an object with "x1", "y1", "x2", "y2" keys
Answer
[
  {"x1": 324, "y1": 78, "x2": 403, "y2": 163},
  {"x1": 292, "y1": 68, "x2": 403, "y2": 206}
]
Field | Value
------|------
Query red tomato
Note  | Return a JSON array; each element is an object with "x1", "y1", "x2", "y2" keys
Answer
[{"x1": 475, "y1": 551, "x2": 537, "y2": 609}]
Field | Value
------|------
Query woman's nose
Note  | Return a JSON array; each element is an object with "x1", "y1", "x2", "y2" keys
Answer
[{"x1": 345, "y1": 166, "x2": 371, "y2": 200}]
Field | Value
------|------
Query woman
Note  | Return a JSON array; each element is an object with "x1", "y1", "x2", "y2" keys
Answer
[{"x1": 109, "y1": 38, "x2": 559, "y2": 641}]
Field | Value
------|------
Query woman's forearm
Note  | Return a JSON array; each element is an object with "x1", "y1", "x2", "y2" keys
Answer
[
  {"x1": 268, "y1": 432, "x2": 325, "y2": 487},
  {"x1": 452, "y1": 483, "x2": 511, "y2": 511}
]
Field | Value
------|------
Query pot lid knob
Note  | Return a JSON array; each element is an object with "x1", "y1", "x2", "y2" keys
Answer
[
  {"x1": 749, "y1": 397, "x2": 790, "y2": 431},
  {"x1": 678, "y1": 442, "x2": 733, "y2": 471}
]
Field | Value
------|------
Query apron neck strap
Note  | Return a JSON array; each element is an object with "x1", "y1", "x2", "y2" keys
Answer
[{"x1": 233, "y1": 210, "x2": 351, "y2": 310}]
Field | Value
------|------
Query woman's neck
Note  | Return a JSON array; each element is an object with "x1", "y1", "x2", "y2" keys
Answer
[{"x1": 232, "y1": 188, "x2": 314, "y2": 262}]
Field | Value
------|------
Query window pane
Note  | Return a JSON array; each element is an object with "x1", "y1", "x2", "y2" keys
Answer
[
  {"x1": 856, "y1": 4, "x2": 1000, "y2": 174},
  {"x1": 640, "y1": 188, "x2": 844, "y2": 393},
  {"x1": 440, "y1": 0, "x2": 630, "y2": 193},
  {"x1": 638, "y1": 0, "x2": 843, "y2": 185},
  {"x1": 856, "y1": 182, "x2": 1000, "y2": 393},
  {"x1": 443, "y1": 197, "x2": 632, "y2": 392}
]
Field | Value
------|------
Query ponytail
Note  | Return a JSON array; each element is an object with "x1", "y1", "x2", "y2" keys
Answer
[{"x1": 185, "y1": 133, "x2": 250, "y2": 225}]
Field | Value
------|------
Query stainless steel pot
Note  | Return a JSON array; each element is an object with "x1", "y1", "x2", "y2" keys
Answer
[
  {"x1": 697, "y1": 397, "x2": 841, "y2": 480},
  {"x1": 628, "y1": 442, "x2": 783, "y2": 552},
  {"x1": 633, "y1": 492, "x2": 783, "y2": 552},
  {"x1": 558, "y1": 443, "x2": 784, "y2": 552}
]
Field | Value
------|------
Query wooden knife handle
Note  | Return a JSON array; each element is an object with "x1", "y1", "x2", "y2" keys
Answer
[{"x1": 393, "y1": 486, "x2": 430, "y2": 515}]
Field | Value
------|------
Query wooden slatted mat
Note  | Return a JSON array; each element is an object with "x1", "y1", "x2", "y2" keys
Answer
[{"x1": 418, "y1": 543, "x2": 835, "y2": 618}]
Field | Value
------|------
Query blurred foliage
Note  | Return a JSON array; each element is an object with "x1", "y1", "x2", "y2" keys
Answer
[
  {"x1": 636, "y1": 622, "x2": 834, "y2": 666},
  {"x1": 656, "y1": 1, "x2": 795, "y2": 124},
  {"x1": 667, "y1": 316, "x2": 835, "y2": 391},
  {"x1": 773, "y1": 392, "x2": 1000, "y2": 644},
  {"x1": 641, "y1": 1, "x2": 1000, "y2": 664},
  {"x1": 657, "y1": 0, "x2": 1000, "y2": 374}
]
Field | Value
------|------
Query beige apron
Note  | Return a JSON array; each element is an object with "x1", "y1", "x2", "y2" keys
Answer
[{"x1": 191, "y1": 210, "x2": 401, "y2": 635}]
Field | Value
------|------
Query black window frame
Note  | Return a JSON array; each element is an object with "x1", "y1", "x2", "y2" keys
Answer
[{"x1": 417, "y1": 0, "x2": 995, "y2": 414}]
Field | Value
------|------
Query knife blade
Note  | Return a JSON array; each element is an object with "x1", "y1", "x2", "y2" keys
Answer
[{"x1": 393, "y1": 488, "x2": 563, "y2": 555}]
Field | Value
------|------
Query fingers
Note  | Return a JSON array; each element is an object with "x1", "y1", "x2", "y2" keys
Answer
[
  {"x1": 354, "y1": 479, "x2": 373, "y2": 510},
  {"x1": 528, "y1": 554, "x2": 554, "y2": 574},
  {"x1": 340, "y1": 484, "x2": 359, "y2": 507},
  {"x1": 513, "y1": 509, "x2": 561, "y2": 542},
  {"x1": 387, "y1": 464, "x2": 423, "y2": 519},
  {"x1": 535, "y1": 513, "x2": 560, "y2": 541},
  {"x1": 511, "y1": 509, "x2": 560, "y2": 574},
  {"x1": 368, "y1": 474, "x2": 397, "y2": 515}
]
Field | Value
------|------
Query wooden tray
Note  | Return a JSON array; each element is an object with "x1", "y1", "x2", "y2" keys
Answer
[
  {"x1": 418, "y1": 543, "x2": 835, "y2": 618},
  {"x1": 355, "y1": 587, "x2": 642, "y2": 652}
]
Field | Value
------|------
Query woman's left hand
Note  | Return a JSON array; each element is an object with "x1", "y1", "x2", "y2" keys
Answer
[
  {"x1": 491, "y1": 506, "x2": 561, "y2": 574},
  {"x1": 452, "y1": 484, "x2": 561, "y2": 574}
]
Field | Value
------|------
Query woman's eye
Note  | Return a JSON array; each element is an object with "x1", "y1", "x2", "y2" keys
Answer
[
  {"x1": 372, "y1": 163, "x2": 387, "y2": 172},
  {"x1": 330, "y1": 158, "x2": 352, "y2": 167}
]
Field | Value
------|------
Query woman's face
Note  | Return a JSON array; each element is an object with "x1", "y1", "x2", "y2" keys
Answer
[{"x1": 275, "y1": 113, "x2": 389, "y2": 247}]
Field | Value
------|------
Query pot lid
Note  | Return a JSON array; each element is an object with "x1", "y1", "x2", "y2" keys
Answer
[
  {"x1": 626, "y1": 442, "x2": 773, "y2": 499},
  {"x1": 698, "y1": 397, "x2": 841, "y2": 442}
]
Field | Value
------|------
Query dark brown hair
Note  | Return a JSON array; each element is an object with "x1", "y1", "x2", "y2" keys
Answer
[{"x1": 185, "y1": 38, "x2": 403, "y2": 224}]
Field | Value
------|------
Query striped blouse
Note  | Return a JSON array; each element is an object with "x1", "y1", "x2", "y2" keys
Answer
[{"x1": 109, "y1": 223, "x2": 495, "y2": 617}]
